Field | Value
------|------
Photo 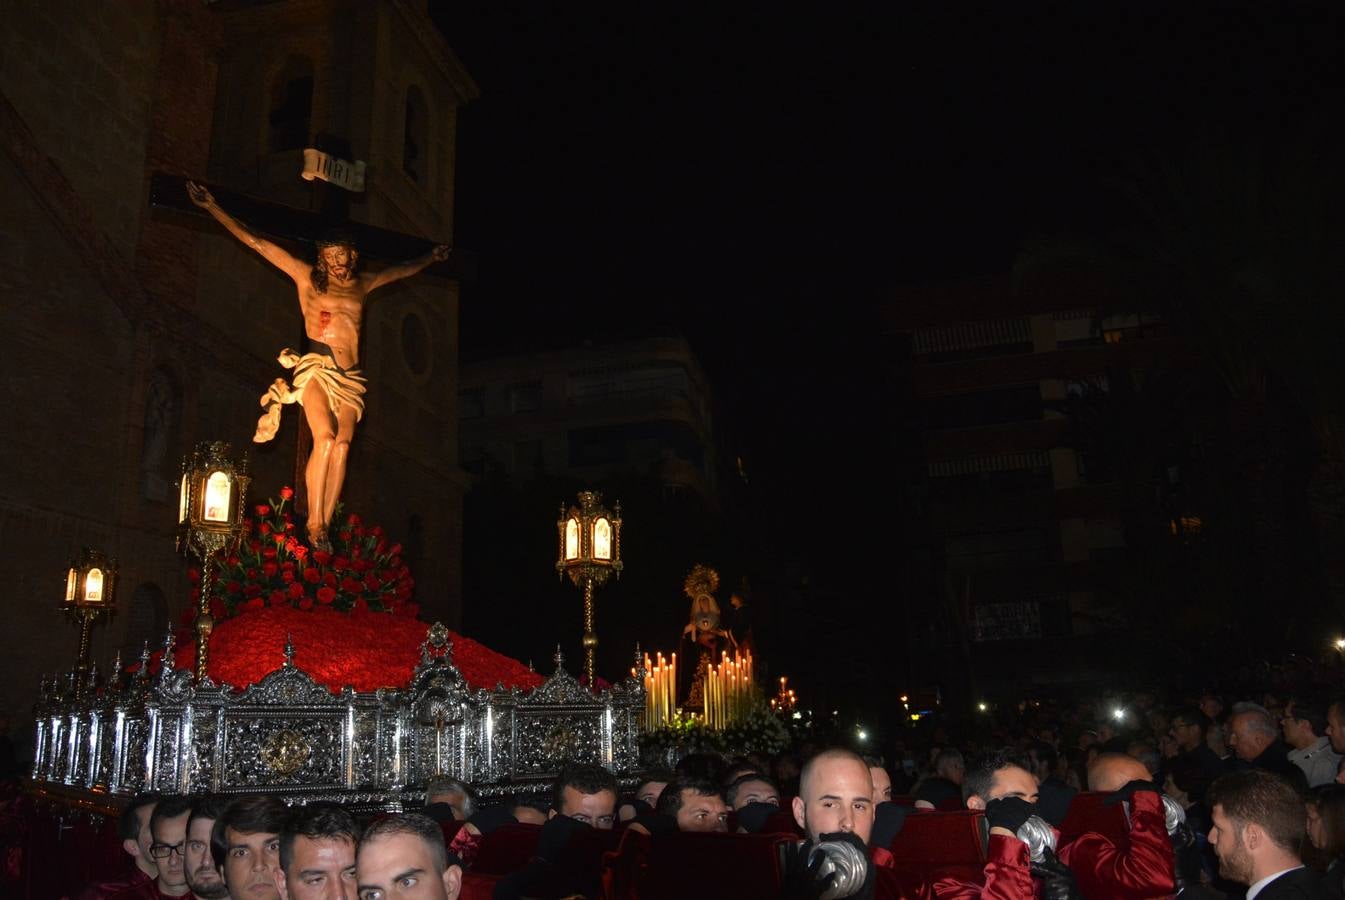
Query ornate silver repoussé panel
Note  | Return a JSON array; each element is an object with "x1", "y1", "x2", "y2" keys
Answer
[{"x1": 31, "y1": 623, "x2": 646, "y2": 809}]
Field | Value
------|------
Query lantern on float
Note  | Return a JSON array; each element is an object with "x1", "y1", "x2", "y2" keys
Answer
[
  {"x1": 63, "y1": 548, "x2": 118, "y2": 697},
  {"x1": 555, "y1": 491, "x2": 623, "y2": 687}
]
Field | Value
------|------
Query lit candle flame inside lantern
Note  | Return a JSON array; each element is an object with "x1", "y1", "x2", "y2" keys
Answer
[
  {"x1": 565, "y1": 518, "x2": 580, "y2": 560},
  {"x1": 203, "y1": 470, "x2": 231, "y2": 523},
  {"x1": 592, "y1": 517, "x2": 611, "y2": 560},
  {"x1": 83, "y1": 568, "x2": 103, "y2": 603}
]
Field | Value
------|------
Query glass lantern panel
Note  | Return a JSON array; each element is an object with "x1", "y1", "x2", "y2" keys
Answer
[
  {"x1": 565, "y1": 518, "x2": 580, "y2": 560},
  {"x1": 203, "y1": 470, "x2": 232, "y2": 523},
  {"x1": 84, "y1": 568, "x2": 104, "y2": 603},
  {"x1": 178, "y1": 476, "x2": 189, "y2": 524},
  {"x1": 65, "y1": 569, "x2": 77, "y2": 604},
  {"x1": 593, "y1": 517, "x2": 612, "y2": 560}
]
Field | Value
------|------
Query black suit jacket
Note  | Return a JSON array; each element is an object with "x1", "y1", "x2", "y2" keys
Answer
[{"x1": 1255, "y1": 867, "x2": 1332, "y2": 900}]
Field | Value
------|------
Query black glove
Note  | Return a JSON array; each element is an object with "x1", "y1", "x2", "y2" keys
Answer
[
  {"x1": 1103, "y1": 779, "x2": 1163, "y2": 805},
  {"x1": 779, "y1": 839, "x2": 834, "y2": 900},
  {"x1": 467, "y1": 804, "x2": 517, "y2": 835},
  {"x1": 535, "y1": 812, "x2": 589, "y2": 861},
  {"x1": 629, "y1": 811, "x2": 677, "y2": 837},
  {"x1": 1031, "y1": 846, "x2": 1083, "y2": 900},
  {"x1": 816, "y1": 832, "x2": 876, "y2": 900},
  {"x1": 984, "y1": 796, "x2": 1035, "y2": 833}
]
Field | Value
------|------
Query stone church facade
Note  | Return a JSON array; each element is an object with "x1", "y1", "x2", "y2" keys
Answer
[{"x1": 0, "y1": 0, "x2": 472, "y2": 726}]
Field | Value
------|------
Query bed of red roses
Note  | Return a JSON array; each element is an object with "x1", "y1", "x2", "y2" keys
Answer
[{"x1": 171, "y1": 488, "x2": 544, "y2": 694}]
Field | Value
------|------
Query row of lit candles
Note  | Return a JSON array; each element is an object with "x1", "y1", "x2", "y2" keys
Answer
[
  {"x1": 703, "y1": 650, "x2": 754, "y2": 730},
  {"x1": 641, "y1": 652, "x2": 677, "y2": 728}
]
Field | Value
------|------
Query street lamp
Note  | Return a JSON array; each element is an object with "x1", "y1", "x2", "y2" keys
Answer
[
  {"x1": 556, "y1": 491, "x2": 622, "y2": 687},
  {"x1": 177, "y1": 441, "x2": 250, "y2": 682},
  {"x1": 63, "y1": 548, "x2": 118, "y2": 697}
]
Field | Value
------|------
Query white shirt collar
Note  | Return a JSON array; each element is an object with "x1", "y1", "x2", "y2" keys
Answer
[{"x1": 1246, "y1": 865, "x2": 1304, "y2": 900}]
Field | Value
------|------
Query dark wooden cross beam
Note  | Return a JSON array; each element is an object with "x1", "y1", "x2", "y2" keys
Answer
[{"x1": 148, "y1": 172, "x2": 475, "y2": 280}]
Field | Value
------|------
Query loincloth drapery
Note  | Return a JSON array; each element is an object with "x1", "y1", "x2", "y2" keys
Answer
[{"x1": 253, "y1": 348, "x2": 367, "y2": 443}]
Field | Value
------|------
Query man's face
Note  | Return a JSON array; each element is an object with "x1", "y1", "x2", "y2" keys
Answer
[
  {"x1": 276, "y1": 835, "x2": 356, "y2": 900},
  {"x1": 1169, "y1": 717, "x2": 1202, "y2": 751},
  {"x1": 355, "y1": 833, "x2": 460, "y2": 900},
  {"x1": 1280, "y1": 710, "x2": 1310, "y2": 747},
  {"x1": 1208, "y1": 804, "x2": 1253, "y2": 884},
  {"x1": 320, "y1": 246, "x2": 357, "y2": 282},
  {"x1": 732, "y1": 779, "x2": 781, "y2": 810},
  {"x1": 1228, "y1": 715, "x2": 1271, "y2": 762},
  {"x1": 128, "y1": 802, "x2": 159, "y2": 877},
  {"x1": 791, "y1": 757, "x2": 875, "y2": 845},
  {"x1": 636, "y1": 781, "x2": 667, "y2": 808},
  {"x1": 1200, "y1": 696, "x2": 1223, "y2": 720},
  {"x1": 556, "y1": 786, "x2": 617, "y2": 829},
  {"x1": 222, "y1": 826, "x2": 282, "y2": 900},
  {"x1": 186, "y1": 816, "x2": 228, "y2": 899},
  {"x1": 151, "y1": 812, "x2": 191, "y2": 891},
  {"x1": 968, "y1": 766, "x2": 1040, "y2": 809},
  {"x1": 675, "y1": 790, "x2": 729, "y2": 832},
  {"x1": 1327, "y1": 705, "x2": 1345, "y2": 754},
  {"x1": 869, "y1": 767, "x2": 892, "y2": 804}
]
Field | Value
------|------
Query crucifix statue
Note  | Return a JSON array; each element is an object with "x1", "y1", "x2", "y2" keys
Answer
[{"x1": 186, "y1": 181, "x2": 449, "y2": 552}]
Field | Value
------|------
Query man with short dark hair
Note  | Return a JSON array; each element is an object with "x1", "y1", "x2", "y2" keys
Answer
[
  {"x1": 147, "y1": 794, "x2": 195, "y2": 898},
  {"x1": 549, "y1": 761, "x2": 619, "y2": 829},
  {"x1": 724, "y1": 772, "x2": 781, "y2": 810},
  {"x1": 862, "y1": 754, "x2": 892, "y2": 804},
  {"x1": 1207, "y1": 769, "x2": 1329, "y2": 898},
  {"x1": 184, "y1": 797, "x2": 228, "y2": 900},
  {"x1": 655, "y1": 777, "x2": 729, "y2": 832},
  {"x1": 211, "y1": 796, "x2": 287, "y2": 900},
  {"x1": 1169, "y1": 707, "x2": 1225, "y2": 801},
  {"x1": 75, "y1": 792, "x2": 161, "y2": 899},
  {"x1": 617, "y1": 770, "x2": 671, "y2": 822},
  {"x1": 356, "y1": 813, "x2": 461, "y2": 900},
  {"x1": 274, "y1": 802, "x2": 359, "y2": 900},
  {"x1": 1283, "y1": 701, "x2": 1343, "y2": 788}
]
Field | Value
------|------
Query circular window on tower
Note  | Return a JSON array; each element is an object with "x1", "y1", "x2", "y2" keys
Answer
[{"x1": 400, "y1": 310, "x2": 432, "y2": 380}]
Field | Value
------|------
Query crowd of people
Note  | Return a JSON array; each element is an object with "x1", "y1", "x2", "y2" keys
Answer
[{"x1": 63, "y1": 688, "x2": 1345, "y2": 899}]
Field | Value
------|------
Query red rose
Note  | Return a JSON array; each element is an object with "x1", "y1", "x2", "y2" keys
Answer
[
  {"x1": 268, "y1": 590, "x2": 286, "y2": 606},
  {"x1": 187, "y1": 567, "x2": 201, "y2": 584},
  {"x1": 346, "y1": 513, "x2": 362, "y2": 527},
  {"x1": 312, "y1": 550, "x2": 332, "y2": 567},
  {"x1": 226, "y1": 555, "x2": 240, "y2": 566},
  {"x1": 364, "y1": 574, "x2": 381, "y2": 592},
  {"x1": 246, "y1": 568, "x2": 258, "y2": 580},
  {"x1": 287, "y1": 582, "x2": 305, "y2": 600},
  {"x1": 338, "y1": 531, "x2": 352, "y2": 543},
  {"x1": 292, "y1": 544, "x2": 308, "y2": 560},
  {"x1": 259, "y1": 521, "x2": 272, "y2": 535},
  {"x1": 243, "y1": 584, "x2": 261, "y2": 598},
  {"x1": 248, "y1": 540, "x2": 262, "y2": 553},
  {"x1": 280, "y1": 486, "x2": 294, "y2": 500},
  {"x1": 340, "y1": 577, "x2": 362, "y2": 594},
  {"x1": 281, "y1": 570, "x2": 295, "y2": 584},
  {"x1": 281, "y1": 560, "x2": 295, "y2": 571},
  {"x1": 256, "y1": 504, "x2": 272, "y2": 517},
  {"x1": 303, "y1": 568, "x2": 321, "y2": 584},
  {"x1": 244, "y1": 597, "x2": 265, "y2": 610},
  {"x1": 262, "y1": 562, "x2": 278, "y2": 578},
  {"x1": 333, "y1": 556, "x2": 350, "y2": 571},
  {"x1": 371, "y1": 525, "x2": 383, "y2": 537},
  {"x1": 298, "y1": 597, "x2": 313, "y2": 610},
  {"x1": 262, "y1": 547, "x2": 277, "y2": 560},
  {"x1": 226, "y1": 581, "x2": 242, "y2": 595},
  {"x1": 322, "y1": 572, "x2": 338, "y2": 588},
  {"x1": 274, "y1": 534, "x2": 286, "y2": 546},
  {"x1": 352, "y1": 598, "x2": 369, "y2": 612},
  {"x1": 317, "y1": 586, "x2": 336, "y2": 605},
  {"x1": 389, "y1": 543, "x2": 403, "y2": 557}
]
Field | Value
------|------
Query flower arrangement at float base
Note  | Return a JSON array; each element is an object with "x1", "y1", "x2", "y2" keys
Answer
[
  {"x1": 190, "y1": 488, "x2": 416, "y2": 618},
  {"x1": 638, "y1": 699, "x2": 791, "y2": 763}
]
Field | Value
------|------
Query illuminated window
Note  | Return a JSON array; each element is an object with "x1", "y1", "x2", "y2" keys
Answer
[
  {"x1": 84, "y1": 568, "x2": 104, "y2": 604},
  {"x1": 565, "y1": 518, "x2": 580, "y2": 560},
  {"x1": 65, "y1": 570, "x2": 77, "y2": 604},
  {"x1": 203, "y1": 471, "x2": 232, "y2": 523},
  {"x1": 593, "y1": 517, "x2": 612, "y2": 560}
]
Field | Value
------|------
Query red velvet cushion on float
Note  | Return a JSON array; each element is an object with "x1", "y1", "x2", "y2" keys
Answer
[
  {"x1": 885, "y1": 809, "x2": 987, "y2": 884},
  {"x1": 459, "y1": 871, "x2": 499, "y2": 900},
  {"x1": 603, "y1": 827, "x2": 652, "y2": 899},
  {"x1": 638, "y1": 832, "x2": 794, "y2": 900},
  {"x1": 1058, "y1": 792, "x2": 1128, "y2": 847},
  {"x1": 165, "y1": 606, "x2": 545, "y2": 692}
]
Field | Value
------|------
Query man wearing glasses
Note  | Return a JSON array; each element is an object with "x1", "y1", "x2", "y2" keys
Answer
[{"x1": 146, "y1": 794, "x2": 196, "y2": 898}]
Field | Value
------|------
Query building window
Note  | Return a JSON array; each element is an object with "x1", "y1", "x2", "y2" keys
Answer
[
  {"x1": 403, "y1": 86, "x2": 427, "y2": 184},
  {"x1": 459, "y1": 390, "x2": 484, "y2": 419},
  {"x1": 268, "y1": 57, "x2": 313, "y2": 153},
  {"x1": 509, "y1": 382, "x2": 542, "y2": 413}
]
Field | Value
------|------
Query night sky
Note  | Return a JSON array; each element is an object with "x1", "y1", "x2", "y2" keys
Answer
[{"x1": 430, "y1": 3, "x2": 1345, "y2": 715}]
